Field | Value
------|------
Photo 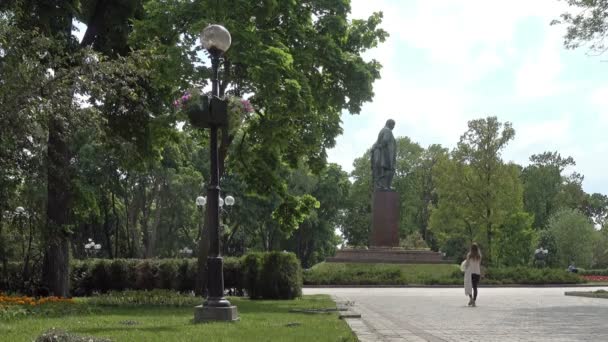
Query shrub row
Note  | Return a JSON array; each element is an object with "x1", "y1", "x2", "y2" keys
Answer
[
  {"x1": 483, "y1": 267, "x2": 584, "y2": 285},
  {"x1": 303, "y1": 263, "x2": 461, "y2": 286},
  {"x1": 70, "y1": 258, "x2": 217, "y2": 295},
  {"x1": 578, "y1": 268, "x2": 608, "y2": 276},
  {"x1": 303, "y1": 263, "x2": 584, "y2": 285},
  {"x1": 2, "y1": 252, "x2": 302, "y2": 300},
  {"x1": 74, "y1": 253, "x2": 302, "y2": 299}
]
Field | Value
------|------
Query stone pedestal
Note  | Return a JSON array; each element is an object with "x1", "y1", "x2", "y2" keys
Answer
[
  {"x1": 370, "y1": 190, "x2": 399, "y2": 247},
  {"x1": 194, "y1": 304, "x2": 239, "y2": 322}
]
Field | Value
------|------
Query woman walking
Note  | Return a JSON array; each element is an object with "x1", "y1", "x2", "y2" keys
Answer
[{"x1": 460, "y1": 243, "x2": 482, "y2": 307}]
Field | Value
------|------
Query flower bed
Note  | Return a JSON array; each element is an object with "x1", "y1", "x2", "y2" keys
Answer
[
  {"x1": 581, "y1": 275, "x2": 608, "y2": 282},
  {"x1": 0, "y1": 293, "x2": 74, "y2": 307},
  {"x1": 0, "y1": 293, "x2": 86, "y2": 320}
]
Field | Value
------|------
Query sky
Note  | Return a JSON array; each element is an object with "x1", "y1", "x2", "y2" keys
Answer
[{"x1": 329, "y1": 0, "x2": 608, "y2": 195}]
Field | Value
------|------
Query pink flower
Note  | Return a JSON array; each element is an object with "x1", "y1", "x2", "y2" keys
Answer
[{"x1": 241, "y1": 99, "x2": 253, "y2": 113}]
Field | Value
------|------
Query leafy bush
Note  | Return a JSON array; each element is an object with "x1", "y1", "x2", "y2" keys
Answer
[
  {"x1": 70, "y1": 260, "x2": 92, "y2": 296},
  {"x1": 483, "y1": 267, "x2": 583, "y2": 284},
  {"x1": 108, "y1": 259, "x2": 129, "y2": 291},
  {"x1": 91, "y1": 259, "x2": 112, "y2": 293},
  {"x1": 176, "y1": 259, "x2": 196, "y2": 292},
  {"x1": 260, "y1": 252, "x2": 302, "y2": 299},
  {"x1": 304, "y1": 263, "x2": 461, "y2": 285},
  {"x1": 242, "y1": 253, "x2": 264, "y2": 299},
  {"x1": 223, "y1": 257, "x2": 242, "y2": 294},
  {"x1": 136, "y1": 260, "x2": 160, "y2": 290},
  {"x1": 303, "y1": 263, "x2": 583, "y2": 285},
  {"x1": 157, "y1": 259, "x2": 179, "y2": 290},
  {"x1": 6, "y1": 254, "x2": 303, "y2": 298},
  {"x1": 579, "y1": 269, "x2": 608, "y2": 276}
]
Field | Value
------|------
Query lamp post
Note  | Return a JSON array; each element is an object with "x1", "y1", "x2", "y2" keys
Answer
[{"x1": 193, "y1": 24, "x2": 238, "y2": 322}]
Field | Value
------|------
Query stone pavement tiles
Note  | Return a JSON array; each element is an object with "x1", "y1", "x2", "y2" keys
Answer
[{"x1": 304, "y1": 287, "x2": 608, "y2": 342}]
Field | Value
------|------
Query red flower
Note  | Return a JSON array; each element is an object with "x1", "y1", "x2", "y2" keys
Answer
[{"x1": 581, "y1": 275, "x2": 608, "y2": 282}]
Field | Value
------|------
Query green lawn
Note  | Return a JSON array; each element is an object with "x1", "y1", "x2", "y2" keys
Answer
[
  {"x1": 565, "y1": 290, "x2": 608, "y2": 299},
  {"x1": 0, "y1": 295, "x2": 356, "y2": 342},
  {"x1": 304, "y1": 262, "x2": 461, "y2": 285}
]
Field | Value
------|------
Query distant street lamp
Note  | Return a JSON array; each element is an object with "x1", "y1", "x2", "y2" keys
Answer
[{"x1": 192, "y1": 24, "x2": 238, "y2": 323}]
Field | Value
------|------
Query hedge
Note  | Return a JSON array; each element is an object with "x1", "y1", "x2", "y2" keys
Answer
[
  {"x1": 578, "y1": 268, "x2": 608, "y2": 276},
  {"x1": 70, "y1": 258, "x2": 243, "y2": 295},
  {"x1": 2, "y1": 252, "x2": 302, "y2": 300},
  {"x1": 483, "y1": 267, "x2": 584, "y2": 285},
  {"x1": 303, "y1": 263, "x2": 585, "y2": 286}
]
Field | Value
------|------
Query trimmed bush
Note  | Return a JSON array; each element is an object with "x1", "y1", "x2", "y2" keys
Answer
[
  {"x1": 241, "y1": 252, "x2": 264, "y2": 299},
  {"x1": 176, "y1": 259, "x2": 196, "y2": 292},
  {"x1": 260, "y1": 252, "x2": 302, "y2": 300},
  {"x1": 158, "y1": 259, "x2": 179, "y2": 290},
  {"x1": 483, "y1": 267, "x2": 583, "y2": 284},
  {"x1": 135, "y1": 260, "x2": 159, "y2": 290},
  {"x1": 108, "y1": 259, "x2": 129, "y2": 291},
  {"x1": 223, "y1": 257, "x2": 242, "y2": 294},
  {"x1": 91, "y1": 259, "x2": 112, "y2": 293},
  {"x1": 4, "y1": 254, "x2": 304, "y2": 298},
  {"x1": 579, "y1": 269, "x2": 608, "y2": 276},
  {"x1": 303, "y1": 263, "x2": 583, "y2": 286}
]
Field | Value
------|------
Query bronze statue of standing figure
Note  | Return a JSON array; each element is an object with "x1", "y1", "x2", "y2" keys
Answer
[{"x1": 371, "y1": 119, "x2": 396, "y2": 191}]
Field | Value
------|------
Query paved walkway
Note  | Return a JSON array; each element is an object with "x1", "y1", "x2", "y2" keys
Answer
[{"x1": 304, "y1": 287, "x2": 608, "y2": 342}]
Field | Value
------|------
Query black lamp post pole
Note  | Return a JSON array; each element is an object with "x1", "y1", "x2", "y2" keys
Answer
[{"x1": 204, "y1": 50, "x2": 231, "y2": 308}]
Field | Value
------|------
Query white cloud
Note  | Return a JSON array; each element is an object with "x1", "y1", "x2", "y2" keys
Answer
[
  {"x1": 503, "y1": 114, "x2": 573, "y2": 165},
  {"x1": 590, "y1": 86, "x2": 608, "y2": 125},
  {"x1": 514, "y1": 30, "x2": 564, "y2": 98}
]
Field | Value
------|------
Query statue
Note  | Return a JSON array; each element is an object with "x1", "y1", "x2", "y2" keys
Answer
[{"x1": 371, "y1": 119, "x2": 396, "y2": 190}]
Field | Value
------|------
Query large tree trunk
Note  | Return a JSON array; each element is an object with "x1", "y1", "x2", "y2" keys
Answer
[{"x1": 42, "y1": 117, "x2": 71, "y2": 297}]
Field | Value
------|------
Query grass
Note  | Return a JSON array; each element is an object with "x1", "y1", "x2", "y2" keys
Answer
[
  {"x1": 304, "y1": 262, "x2": 461, "y2": 285},
  {"x1": 0, "y1": 295, "x2": 356, "y2": 342},
  {"x1": 565, "y1": 289, "x2": 608, "y2": 299}
]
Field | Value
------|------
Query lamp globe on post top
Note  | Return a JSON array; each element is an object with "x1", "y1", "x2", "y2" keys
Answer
[{"x1": 200, "y1": 25, "x2": 231, "y2": 55}]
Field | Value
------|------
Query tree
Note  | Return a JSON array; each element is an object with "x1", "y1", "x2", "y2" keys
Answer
[
  {"x1": 547, "y1": 208, "x2": 595, "y2": 268},
  {"x1": 551, "y1": 0, "x2": 608, "y2": 55},
  {"x1": 495, "y1": 212, "x2": 536, "y2": 266},
  {"x1": 582, "y1": 193, "x2": 608, "y2": 228},
  {"x1": 1, "y1": 0, "x2": 160, "y2": 295},
  {"x1": 522, "y1": 151, "x2": 575, "y2": 229},
  {"x1": 283, "y1": 164, "x2": 349, "y2": 267},
  {"x1": 591, "y1": 228, "x2": 608, "y2": 268},
  {"x1": 341, "y1": 152, "x2": 373, "y2": 246},
  {"x1": 430, "y1": 117, "x2": 522, "y2": 264}
]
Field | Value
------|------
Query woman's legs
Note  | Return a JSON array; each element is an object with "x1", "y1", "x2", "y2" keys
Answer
[{"x1": 471, "y1": 273, "x2": 480, "y2": 300}]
